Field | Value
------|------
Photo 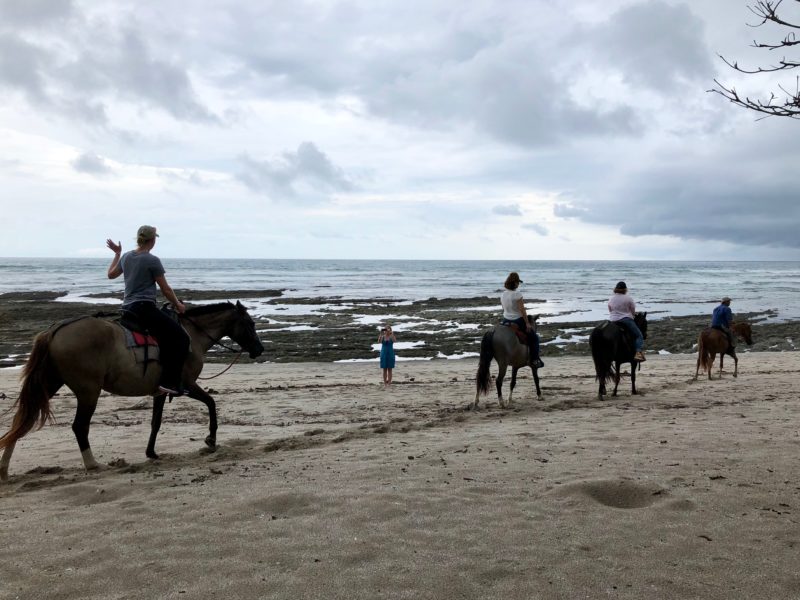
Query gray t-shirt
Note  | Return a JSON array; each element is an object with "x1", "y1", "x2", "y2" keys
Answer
[{"x1": 120, "y1": 251, "x2": 165, "y2": 307}]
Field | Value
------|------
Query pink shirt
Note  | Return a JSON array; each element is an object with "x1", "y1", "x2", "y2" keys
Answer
[{"x1": 608, "y1": 293, "x2": 635, "y2": 321}]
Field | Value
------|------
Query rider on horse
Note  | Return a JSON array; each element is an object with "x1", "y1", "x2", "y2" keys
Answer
[
  {"x1": 608, "y1": 281, "x2": 646, "y2": 362},
  {"x1": 711, "y1": 296, "x2": 735, "y2": 349},
  {"x1": 500, "y1": 272, "x2": 544, "y2": 369},
  {"x1": 106, "y1": 225, "x2": 189, "y2": 396}
]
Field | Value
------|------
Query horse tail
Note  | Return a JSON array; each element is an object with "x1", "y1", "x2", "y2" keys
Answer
[
  {"x1": 697, "y1": 331, "x2": 711, "y2": 373},
  {"x1": 475, "y1": 331, "x2": 495, "y2": 397},
  {"x1": 0, "y1": 330, "x2": 61, "y2": 449},
  {"x1": 589, "y1": 329, "x2": 615, "y2": 384}
]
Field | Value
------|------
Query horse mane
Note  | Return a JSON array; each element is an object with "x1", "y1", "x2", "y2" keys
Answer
[{"x1": 183, "y1": 302, "x2": 235, "y2": 317}]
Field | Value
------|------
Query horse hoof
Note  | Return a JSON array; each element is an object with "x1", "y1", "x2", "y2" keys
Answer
[
  {"x1": 537, "y1": 394, "x2": 543, "y2": 402},
  {"x1": 204, "y1": 436, "x2": 216, "y2": 449},
  {"x1": 0, "y1": 469, "x2": 8, "y2": 483},
  {"x1": 146, "y1": 450, "x2": 159, "y2": 460}
]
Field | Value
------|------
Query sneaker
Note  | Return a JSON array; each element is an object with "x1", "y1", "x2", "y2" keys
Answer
[
  {"x1": 634, "y1": 351, "x2": 646, "y2": 362},
  {"x1": 158, "y1": 385, "x2": 185, "y2": 397}
]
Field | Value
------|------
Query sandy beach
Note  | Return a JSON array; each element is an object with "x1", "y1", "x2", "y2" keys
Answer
[{"x1": 1, "y1": 352, "x2": 799, "y2": 599}]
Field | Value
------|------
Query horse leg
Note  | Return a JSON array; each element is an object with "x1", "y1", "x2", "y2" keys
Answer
[
  {"x1": 612, "y1": 362, "x2": 621, "y2": 396},
  {"x1": 186, "y1": 382, "x2": 218, "y2": 449},
  {"x1": 732, "y1": 352, "x2": 739, "y2": 378},
  {"x1": 532, "y1": 366, "x2": 542, "y2": 401},
  {"x1": 508, "y1": 367, "x2": 518, "y2": 406},
  {"x1": 631, "y1": 361, "x2": 637, "y2": 395},
  {"x1": 146, "y1": 394, "x2": 168, "y2": 460},
  {"x1": 708, "y1": 353, "x2": 715, "y2": 380},
  {"x1": 496, "y1": 363, "x2": 507, "y2": 408},
  {"x1": 71, "y1": 391, "x2": 101, "y2": 471},
  {"x1": 0, "y1": 442, "x2": 15, "y2": 482}
]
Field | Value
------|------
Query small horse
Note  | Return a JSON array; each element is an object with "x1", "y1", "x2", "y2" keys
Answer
[
  {"x1": 589, "y1": 312, "x2": 648, "y2": 399},
  {"x1": 0, "y1": 301, "x2": 264, "y2": 482},
  {"x1": 474, "y1": 316, "x2": 542, "y2": 409},
  {"x1": 694, "y1": 322, "x2": 753, "y2": 380}
]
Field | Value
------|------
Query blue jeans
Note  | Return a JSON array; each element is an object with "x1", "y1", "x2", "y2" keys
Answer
[{"x1": 615, "y1": 318, "x2": 643, "y2": 351}]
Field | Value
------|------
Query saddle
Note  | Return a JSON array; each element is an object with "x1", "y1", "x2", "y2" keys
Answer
[
  {"x1": 501, "y1": 320, "x2": 529, "y2": 345},
  {"x1": 598, "y1": 320, "x2": 635, "y2": 352}
]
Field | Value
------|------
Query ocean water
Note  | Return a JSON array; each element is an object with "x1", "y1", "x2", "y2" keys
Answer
[{"x1": 1, "y1": 258, "x2": 799, "y2": 324}]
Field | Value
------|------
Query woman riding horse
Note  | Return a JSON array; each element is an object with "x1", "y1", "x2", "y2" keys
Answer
[
  {"x1": 500, "y1": 272, "x2": 543, "y2": 368},
  {"x1": 608, "y1": 281, "x2": 646, "y2": 362}
]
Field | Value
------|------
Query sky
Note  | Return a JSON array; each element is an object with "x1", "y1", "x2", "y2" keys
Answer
[{"x1": 1, "y1": 0, "x2": 799, "y2": 260}]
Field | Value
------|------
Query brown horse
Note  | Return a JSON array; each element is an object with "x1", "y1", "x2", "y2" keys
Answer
[
  {"x1": 694, "y1": 322, "x2": 753, "y2": 380},
  {"x1": 0, "y1": 302, "x2": 264, "y2": 482}
]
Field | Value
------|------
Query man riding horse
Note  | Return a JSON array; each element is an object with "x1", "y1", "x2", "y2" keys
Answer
[{"x1": 711, "y1": 296, "x2": 735, "y2": 350}]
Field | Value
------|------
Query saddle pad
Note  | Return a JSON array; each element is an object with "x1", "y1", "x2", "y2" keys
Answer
[
  {"x1": 501, "y1": 322, "x2": 529, "y2": 345},
  {"x1": 118, "y1": 325, "x2": 160, "y2": 363},
  {"x1": 132, "y1": 331, "x2": 159, "y2": 347}
]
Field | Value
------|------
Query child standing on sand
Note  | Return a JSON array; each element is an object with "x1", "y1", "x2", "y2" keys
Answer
[{"x1": 378, "y1": 324, "x2": 396, "y2": 388}]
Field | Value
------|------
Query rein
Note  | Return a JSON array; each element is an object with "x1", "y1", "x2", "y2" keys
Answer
[{"x1": 182, "y1": 313, "x2": 244, "y2": 380}]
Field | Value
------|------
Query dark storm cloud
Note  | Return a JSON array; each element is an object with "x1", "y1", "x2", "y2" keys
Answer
[
  {"x1": 567, "y1": 160, "x2": 800, "y2": 249},
  {"x1": 72, "y1": 152, "x2": 113, "y2": 176},
  {"x1": 237, "y1": 142, "x2": 354, "y2": 201}
]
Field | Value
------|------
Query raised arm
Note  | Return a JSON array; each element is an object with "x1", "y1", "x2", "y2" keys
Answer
[
  {"x1": 106, "y1": 239, "x2": 123, "y2": 279},
  {"x1": 155, "y1": 275, "x2": 185, "y2": 313}
]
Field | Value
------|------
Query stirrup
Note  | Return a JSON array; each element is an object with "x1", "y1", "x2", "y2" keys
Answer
[{"x1": 158, "y1": 385, "x2": 185, "y2": 397}]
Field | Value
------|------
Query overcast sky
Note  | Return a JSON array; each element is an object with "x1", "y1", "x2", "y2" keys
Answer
[{"x1": 1, "y1": 0, "x2": 798, "y2": 260}]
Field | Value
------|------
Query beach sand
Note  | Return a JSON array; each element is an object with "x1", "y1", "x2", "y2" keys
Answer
[{"x1": 1, "y1": 353, "x2": 799, "y2": 599}]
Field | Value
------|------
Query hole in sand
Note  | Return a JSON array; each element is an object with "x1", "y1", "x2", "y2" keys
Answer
[{"x1": 566, "y1": 479, "x2": 668, "y2": 509}]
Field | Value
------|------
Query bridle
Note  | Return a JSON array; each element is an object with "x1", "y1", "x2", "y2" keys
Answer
[{"x1": 181, "y1": 313, "x2": 245, "y2": 381}]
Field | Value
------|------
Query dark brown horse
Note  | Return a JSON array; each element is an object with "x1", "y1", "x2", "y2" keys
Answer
[
  {"x1": 694, "y1": 322, "x2": 753, "y2": 380},
  {"x1": 0, "y1": 302, "x2": 264, "y2": 482},
  {"x1": 589, "y1": 313, "x2": 648, "y2": 399},
  {"x1": 474, "y1": 315, "x2": 542, "y2": 409}
]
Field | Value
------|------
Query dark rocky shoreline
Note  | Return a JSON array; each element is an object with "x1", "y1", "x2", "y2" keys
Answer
[{"x1": 0, "y1": 291, "x2": 797, "y2": 368}]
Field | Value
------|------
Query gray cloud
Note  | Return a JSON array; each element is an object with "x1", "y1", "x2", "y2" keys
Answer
[
  {"x1": 585, "y1": 1, "x2": 715, "y2": 92},
  {"x1": 237, "y1": 142, "x2": 354, "y2": 201},
  {"x1": 492, "y1": 203, "x2": 522, "y2": 216},
  {"x1": 72, "y1": 152, "x2": 113, "y2": 175},
  {"x1": 0, "y1": 0, "x2": 74, "y2": 29},
  {"x1": 553, "y1": 203, "x2": 587, "y2": 218},
  {"x1": 523, "y1": 223, "x2": 549, "y2": 236}
]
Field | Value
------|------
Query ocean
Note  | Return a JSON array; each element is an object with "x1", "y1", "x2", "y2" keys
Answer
[{"x1": 1, "y1": 258, "x2": 799, "y2": 325}]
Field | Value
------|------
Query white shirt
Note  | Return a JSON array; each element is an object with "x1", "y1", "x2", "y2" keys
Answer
[
  {"x1": 608, "y1": 293, "x2": 635, "y2": 321},
  {"x1": 501, "y1": 289, "x2": 524, "y2": 320}
]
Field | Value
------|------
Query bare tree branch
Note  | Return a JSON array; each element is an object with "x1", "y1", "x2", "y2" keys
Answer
[{"x1": 712, "y1": 0, "x2": 800, "y2": 118}]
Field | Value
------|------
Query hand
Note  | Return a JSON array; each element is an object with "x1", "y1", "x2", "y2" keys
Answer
[
  {"x1": 106, "y1": 239, "x2": 122, "y2": 254},
  {"x1": 174, "y1": 301, "x2": 186, "y2": 314}
]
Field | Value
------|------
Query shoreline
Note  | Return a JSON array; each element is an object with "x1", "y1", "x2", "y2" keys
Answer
[{"x1": 1, "y1": 290, "x2": 798, "y2": 368}]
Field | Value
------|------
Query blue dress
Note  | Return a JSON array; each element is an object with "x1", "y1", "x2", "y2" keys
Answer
[{"x1": 380, "y1": 338, "x2": 396, "y2": 369}]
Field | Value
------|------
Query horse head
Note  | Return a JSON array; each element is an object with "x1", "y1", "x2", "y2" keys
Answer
[
  {"x1": 732, "y1": 322, "x2": 753, "y2": 346},
  {"x1": 634, "y1": 311, "x2": 648, "y2": 340},
  {"x1": 230, "y1": 301, "x2": 265, "y2": 358},
  {"x1": 527, "y1": 314, "x2": 539, "y2": 332}
]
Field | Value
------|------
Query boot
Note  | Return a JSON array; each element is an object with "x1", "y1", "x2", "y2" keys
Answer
[{"x1": 634, "y1": 351, "x2": 646, "y2": 362}]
